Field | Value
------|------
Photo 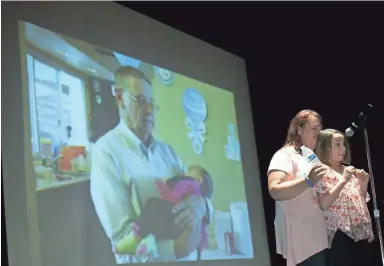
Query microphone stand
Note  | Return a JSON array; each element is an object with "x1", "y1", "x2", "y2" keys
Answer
[{"x1": 363, "y1": 127, "x2": 384, "y2": 265}]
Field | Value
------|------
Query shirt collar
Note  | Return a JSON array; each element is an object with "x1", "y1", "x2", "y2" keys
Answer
[
  {"x1": 117, "y1": 118, "x2": 156, "y2": 150},
  {"x1": 284, "y1": 145, "x2": 301, "y2": 154}
]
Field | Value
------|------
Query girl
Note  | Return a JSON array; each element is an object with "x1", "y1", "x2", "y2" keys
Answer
[{"x1": 314, "y1": 129, "x2": 374, "y2": 266}]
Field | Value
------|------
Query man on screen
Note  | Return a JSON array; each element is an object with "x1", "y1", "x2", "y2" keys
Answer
[{"x1": 90, "y1": 66, "x2": 214, "y2": 264}]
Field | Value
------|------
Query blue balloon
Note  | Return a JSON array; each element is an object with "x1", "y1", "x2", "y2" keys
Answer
[
  {"x1": 182, "y1": 88, "x2": 207, "y2": 123},
  {"x1": 228, "y1": 123, "x2": 235, "y2": 134}
]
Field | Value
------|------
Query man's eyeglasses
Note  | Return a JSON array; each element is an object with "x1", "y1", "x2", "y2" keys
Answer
[{"x1": 124, "y1": 90, "x2": 160, "y2": 113}]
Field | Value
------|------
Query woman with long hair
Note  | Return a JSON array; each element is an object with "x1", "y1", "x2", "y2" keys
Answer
[{"x1": 267, "y1": 109, "x2": 329, "y2": 266}]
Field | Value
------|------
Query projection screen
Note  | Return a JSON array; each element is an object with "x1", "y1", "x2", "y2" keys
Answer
[{"x1": 2, "y1": 2, "x2": 270, "y2": 266}]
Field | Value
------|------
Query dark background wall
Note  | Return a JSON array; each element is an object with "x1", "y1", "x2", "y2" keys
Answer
[{"x1": 118, "y1": 2, "x2": 384, "y2": 266}]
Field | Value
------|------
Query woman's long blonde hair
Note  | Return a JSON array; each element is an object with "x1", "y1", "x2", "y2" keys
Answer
[{"x1": 316, "y1": 129, "x2": 352, "y2": 166}]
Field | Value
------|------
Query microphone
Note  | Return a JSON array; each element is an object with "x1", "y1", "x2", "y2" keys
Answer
[{"x1": 345, "y1": 104, "x2": 373, "y2": 137}]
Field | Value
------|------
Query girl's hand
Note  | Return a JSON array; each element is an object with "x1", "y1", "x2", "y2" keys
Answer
[
  {"x1": 341, "y1": 166, "x2": 356, "y2": 183},
  {"x1": 356, "y1": 169, "x2": 370, "y2": 183}
]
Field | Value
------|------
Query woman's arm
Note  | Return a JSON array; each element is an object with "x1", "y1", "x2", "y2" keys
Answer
[
  {"x1": 268, "y1": 164, "x2": 328, "y2": 201},
  {"x1": 267, "y1": 149, "x2": 328, "y2": 201},
  {"x1": 268, "y1": 170, "x2": 309, "y2": 201}
]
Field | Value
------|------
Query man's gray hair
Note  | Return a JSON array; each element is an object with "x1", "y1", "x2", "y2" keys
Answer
[{"x1": 114, "y1": 66, "x2": 152, "y2": 88}]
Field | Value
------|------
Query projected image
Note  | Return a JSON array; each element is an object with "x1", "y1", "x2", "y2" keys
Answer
[{"x1": 20, "y1": 21, "x2": 253, "y2": 264}]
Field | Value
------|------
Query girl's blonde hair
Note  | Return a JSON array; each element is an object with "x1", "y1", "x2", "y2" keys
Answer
[{"x1": 316, "y1": 128, "x2": 351, "y2": 166}]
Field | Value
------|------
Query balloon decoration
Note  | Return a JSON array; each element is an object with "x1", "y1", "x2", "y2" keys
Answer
[
  {"x1": 155, "y1": 66, "x2": 174, "y2": 86},
  {"x1": 182, "y1": 88, "x2": 207, "y2": 155},
  {"x1": 225, "y1": 123, "x2": 241, "y2": 161}
]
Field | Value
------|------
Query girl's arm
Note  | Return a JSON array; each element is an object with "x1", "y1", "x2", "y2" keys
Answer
[
  {"x1": 315, "y1": 166, "x2": 355, "y2": 211},
  {"x1": 356, "y1": 169, "x2": 370, "y2": 200},
  {"x1": 317, "y1": 178, "x2": 348, "y2": 211}
]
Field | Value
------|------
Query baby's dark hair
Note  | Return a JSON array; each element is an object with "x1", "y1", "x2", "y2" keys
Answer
[{"x1": 201, "y1": 171, "x2": 213, "y2": 199}]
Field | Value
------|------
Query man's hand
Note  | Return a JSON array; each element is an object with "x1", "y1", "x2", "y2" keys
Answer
[
  {"x1": 308, "y1": 164, "x2": 328, "y2": 184},
  {"x1": 173, "y1": 195, "x2": 207, "y2": 229},
  {"x1": 174, "y1": 217, "x2": 202, "y2": 259}
]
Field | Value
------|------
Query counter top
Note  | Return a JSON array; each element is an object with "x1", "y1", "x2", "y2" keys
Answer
[
  {"x1": 201, "y1": 249, "x2": 253, "y2": 260},
  {"x1": 36, "y1": 175, "x2": 89, "y2": 192}
]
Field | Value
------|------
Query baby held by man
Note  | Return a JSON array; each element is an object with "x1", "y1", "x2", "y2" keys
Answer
[{"x1": 113, "y1": 165, "x2": 214, "y2": 260}]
